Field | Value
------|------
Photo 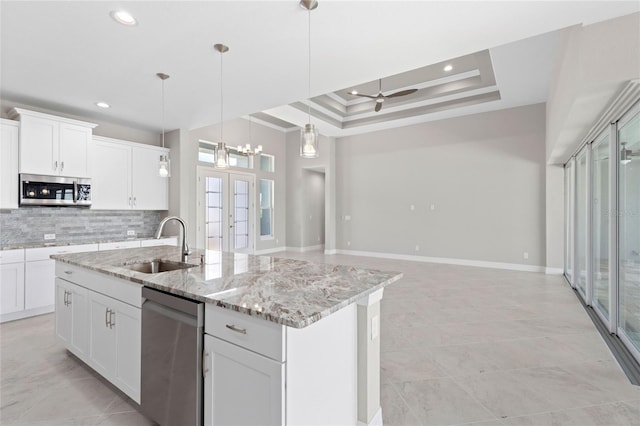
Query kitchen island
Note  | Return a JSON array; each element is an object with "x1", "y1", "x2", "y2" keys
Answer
[{"x1": 52, "y1": 246, "x2": 402, "y2": 426}]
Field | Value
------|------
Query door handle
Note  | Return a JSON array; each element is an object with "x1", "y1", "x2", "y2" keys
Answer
[
  {"x1": 54, "y1": 160, "x2": 58, "y2": 171},
  {"x1": 63, "y1": 290, "x2": 68, "y2": 306},
  {"x1": 225, "y1": 324, "x2": 247, "y2": 334},
  {"x1": 202, "y1": 351, "x2": 209, "y2": 377},
  {"x1": 60, "y1": 161, "x2": 65, "y2": 172},
  {"x1": 105, "y1": 308, "x2": 110, "y2": 327},
  {"x1": 109, "y1": 310, "x2": 115, "y2": 329}
]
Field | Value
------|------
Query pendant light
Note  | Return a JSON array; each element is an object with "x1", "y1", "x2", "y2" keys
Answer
[
  {"x1": 237, "y1": 115, "x2": 263, "y2": 156},
  {"x1": 214, "y1": 43, "x2": 230, "y2": 169},
  {"x1": 157, "y1": 72, "x2": 170, "y2": 177},
  {"x1": 300, "y1": 0, "x2": 319, "y2": 158}
]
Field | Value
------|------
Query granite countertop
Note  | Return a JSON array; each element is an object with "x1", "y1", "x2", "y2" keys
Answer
[
  {"x1": 2, "y1": 236, "x2": 171, "y2": 251},
  {"x1": 52, "y1": 246, "x2": 402, "y2": 329}
]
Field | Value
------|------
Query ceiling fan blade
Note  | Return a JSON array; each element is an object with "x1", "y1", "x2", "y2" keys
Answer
[
  {"x1": 386, "y1": 88, "x2": 418, "y2": 98},
  {"x1": 375, "y1": 102, "x2": 382, "y2": 112},
  {"x1": 352, "y1": 93, "x2": 378, "y2": 99}
]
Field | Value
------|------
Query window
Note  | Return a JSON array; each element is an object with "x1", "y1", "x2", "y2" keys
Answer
[
  {"x1": 198, "y1": 140, "x2": 252, "y2": 169},
  {"x1": 260, "y1": 154, "x2": 275, "y2": 172},
  {"x1": 259, "y1": 179, "x2": 274, "y2": 238}
]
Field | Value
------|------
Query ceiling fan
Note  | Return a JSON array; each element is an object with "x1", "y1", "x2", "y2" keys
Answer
[{"x1": 349, "y1": 79, "x2": 418, "y2": 112}]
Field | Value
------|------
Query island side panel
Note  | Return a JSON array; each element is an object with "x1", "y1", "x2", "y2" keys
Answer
[{"x1": 286, "y1": 303, "x2": 357, "y2": 425}]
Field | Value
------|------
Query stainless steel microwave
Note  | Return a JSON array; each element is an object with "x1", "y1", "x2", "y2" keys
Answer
[{"x1": 19, "y1": 174, "x2": 92, "y2": 206}]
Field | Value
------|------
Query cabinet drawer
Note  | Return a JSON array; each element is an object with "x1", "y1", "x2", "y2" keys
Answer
[
  {"x1": 205, "y1": 304, "x2": 285, "y2": 362},
  {"x1": 0, "y1": 249, "x2": 24, "y2": 264},
  {"x1": 98, "y1": 241, "x2": 141, "y2": 251},
  {"x1": 56, "y1": 263, "x2": 142, "y2": 308},
  {"x1": 26, "y1": 243, "x2": 98, "y2": 262}
]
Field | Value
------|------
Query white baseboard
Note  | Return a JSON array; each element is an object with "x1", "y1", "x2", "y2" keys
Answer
[
  {"x1": 285, "y1": 244, "x2": 325, "y2": 253},
  {"x1": 334, "y1": 249, "x2": 547, "y2": 273},
  {"x1": 545, "y1": 267, "x2": 564, "y2": 275},
  {"x1": 1, "y1": 305, "x2": 54, "y2": 324},
  {"x1": 254, "y1": 246, "x2": 287, "y2": 255},
  {"x1": 324, "y1": 249, "x2": 337, "y2": 255}
]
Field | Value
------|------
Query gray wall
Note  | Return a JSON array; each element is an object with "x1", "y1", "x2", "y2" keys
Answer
[
  {"x1": 286, "y1": 132, "x2": 336, "y2": 250},
  {"x1": 1, "y1": 98, "x2": 161, "y2": 146},
  {"x1": 303, "y1": 169, "x2": 326, "y2": 247},
  {"x1": 335, "y1": 103, "x2": 547, "y2": 267},
  {"x1": 0, "y1": 208, "x2": 162, "y2": 245}
]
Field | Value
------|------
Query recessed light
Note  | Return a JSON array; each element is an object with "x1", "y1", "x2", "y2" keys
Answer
[
  {"x1": 95, "y1": 102, "x2": 110, "y2": 108},
  {"x1": 350, "y1": 90, "x2": 358, "y2": 95},
  {"x1": 443, "y1": 64, "x2": 453, "y2": 72},
  {"x1": 110, "y1": 10, "x2": 137, "y2": 26}
]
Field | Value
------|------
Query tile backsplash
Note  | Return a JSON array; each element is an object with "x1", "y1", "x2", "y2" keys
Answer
[{"x1": 0, "y1": 208, "x2": 163, "y2": 246}]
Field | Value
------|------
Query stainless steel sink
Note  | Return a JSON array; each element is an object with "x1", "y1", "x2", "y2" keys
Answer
[{"x1": 124, "y1": 260, "x2": 198, "y2": 274}]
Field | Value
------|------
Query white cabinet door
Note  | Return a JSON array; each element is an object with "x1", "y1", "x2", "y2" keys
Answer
[
  {"x1": 131, "y1": 146, "x2": 168, "y2": 210},
  {"x1": 113, "y1": 301, "x2": 141, "y2": 402},
  {"x1": 0, "y1": 262, "x2": 25, "y2": 315},
  {"x1": 204, "y1": 335, "x2": 284, "y2": 426},
  {"x1": 59, "y1": 123, "x2": 91, "y2": 177},
  {"x1": 88, "y1": 292, "x2": 117, "y2": 378},
  {"x1": 55, "y1": 279, "x2": 73, "y2": 345},
  {"x1": 0, "y1": 120, "x2": 19, "y2": 209},
  {"x1": 24, "y1": 259, "x2": 55, "y2": 310},
  {"x1": 91, "y1": 139, "x2": 132, "y2": 209},
  {"x1": 19, "y1": 115, "x2": 59, "y2": 175}
]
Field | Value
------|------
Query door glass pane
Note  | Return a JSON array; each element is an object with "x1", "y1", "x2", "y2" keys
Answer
[
  {"x1": 592, "y1": 134, "x2": 610, "y2": 320},
  {"x1": 260, "y1": 179, "x2": 274, "y2": 238},
  {"x1": 205, "y1": 177, "x2": 223, "y2": 251},
  {"x1": 565, "y1": 163, "x2": 573, "y2": 282},
  {"x1": 619, "y1": 109, "x2": 640, "y2": 353},
  {"x1": 575, "y1": 151, "x2": 588, "y2": 297},
  {"x1": 234, "y1": 180, "x2": 250, "y2": 250}
]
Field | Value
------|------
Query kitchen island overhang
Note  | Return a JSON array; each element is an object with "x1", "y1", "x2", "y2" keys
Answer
[{"x1": 52, "y1": 246, "x2": 402, "y2": 425}]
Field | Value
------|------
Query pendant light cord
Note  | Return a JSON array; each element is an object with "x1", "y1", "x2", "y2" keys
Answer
[
  {"x1": 220, "y1": 50, "x2": 224, "y2": 143},
  {"x1": 307, "y1": 6, "x2": 311, "y2": 123},
  {"x1": 161, "y1": 77, "x2": 165, "y2": 149}
]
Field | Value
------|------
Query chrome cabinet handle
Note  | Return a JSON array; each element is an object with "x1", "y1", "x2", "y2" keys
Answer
[
  {"x1": 109, "y1": 310, "x2": 115, "y2": 329},
  {"x1": 202, "y1": 351, "x2": 209, "y2": 377},
  {"x1": 128, "y1": 196, "x2": 132, "y2": 206},
  {"x1": 60, "y1": 161, "x2": 64, "y2": 172},
  {"x1": 105, "y1": 308, "x2": 109, "y2": 327},
  {"x1": 64, "y1": 270, "x2": 73, "y2": 275},
  {"x1": 225, "y1": 324, "x2": 247, "y2": 334},
  {"x1": 54, "y1": 160, "x2": 58, "y2": 171},
  {"x1": 133, "y1": 196, "x2": 136, "y2": 207},
  {"x1": 63, "y1": 290, "x2": 68, "y2": 306},
  {"x1": 67, "y1": 291, "x2": 71, "y2": 306}
]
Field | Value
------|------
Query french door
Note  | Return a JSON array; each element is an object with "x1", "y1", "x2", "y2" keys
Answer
[{"x1": 196, "y1": 167, "x2": 255, "y2": 254}]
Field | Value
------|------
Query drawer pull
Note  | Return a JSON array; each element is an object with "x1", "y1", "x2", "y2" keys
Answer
[
  {"x1": 225, "y1": 324, "x2": 247, "y2": 334},
  {"x1": 64, "y1": 270, "x2": 73, "y2": 275}
]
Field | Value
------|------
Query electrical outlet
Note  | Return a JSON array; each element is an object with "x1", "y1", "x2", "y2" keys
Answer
[
  {"x1": 127, "y1": 230, "x2": 136, "y2": 236},
  {"x1": 344, "y1": 215, "x2": 351, "y2": 221},
  {"x1": 523, "y1": 252, "x2": 529, "y2": 260},
  {"x1": 430, "y1": 204, "x2": 436, "y2": 211},
  {"x1": 347, "y1": 241, "x2": 351, "y2": 247},
  {"x1": 410, "y1": 204, "x2": 415, "y2": 211},
  {"x1": 44, "y1": 233, "x2": 55, "y2": 240},
  {"x1": 415, "y1": 244, "x2": 420, "y2": 251}
]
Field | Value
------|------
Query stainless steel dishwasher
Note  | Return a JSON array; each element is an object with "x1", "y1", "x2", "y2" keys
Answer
[{"x1": 140, "y1": 287, "x2": 204, "y2": 426}]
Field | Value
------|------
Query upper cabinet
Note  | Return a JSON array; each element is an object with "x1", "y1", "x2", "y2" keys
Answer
[
  {"x1": 9, "y1": 108, "x2": 97, "y2": 177},
  {"x1": 0, "y1": 119, "x2": 19, "y2": 209},
  {"x1": 91, "y1": 136, "x2": 169, "y2": 210}
]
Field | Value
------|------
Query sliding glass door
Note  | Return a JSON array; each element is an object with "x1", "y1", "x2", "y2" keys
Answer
[
  {"x1": 575, "y1": 151, "x2": 588, "y2": 297},
  {"x1": 591, "y1": 132, "x2": 610, "y2": 321},
  {"x1": 618, "y1": 106, "x2": 640, "y2": 356},
  {"x1": 564, "y1": 161, "x2": 574, "y2": 283}
]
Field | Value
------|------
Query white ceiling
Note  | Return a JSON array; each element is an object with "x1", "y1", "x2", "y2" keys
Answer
[{"x1": 2, "y1": 1, "x2": 639, "y2": 136}]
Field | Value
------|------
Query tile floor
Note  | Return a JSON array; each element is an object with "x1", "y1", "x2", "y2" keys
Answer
[{"x1": 1, "y1": 251, "x2": 639, "y2": 425}]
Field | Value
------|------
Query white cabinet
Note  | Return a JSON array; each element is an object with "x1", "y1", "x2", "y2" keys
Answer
[
  {"x1": 55, "y1": 278, "x2": 89, "y2": 358},
  {"x1": 91, "y1": 136, "x2": 168, "y2": 210},
  {"x1": 140, "y1": 237, "x2": 178, "y2": 247},
  {"x1": 0, "y1": 119, "x2": 19, "y2": 209},
  {"x1": 0, "y1": 250, "x2": 25, "y2": 317},
  {"x1": 55, "y1": 263, "x2": 142, "y2": 403},
  {"x1": 9, "y1": 108, "x2": 96, "y2": 177},
  {"x1": 24, "y1": 244, "x2": 98, "y2": 313},
  {"x1": 204, "y1": 335, "x2": 284, "y2": 426},
  {"x1": 98, "y1": 240, "x2": 141, "y2": 251}
]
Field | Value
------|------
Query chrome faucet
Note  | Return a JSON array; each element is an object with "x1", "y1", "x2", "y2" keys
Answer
[{"x1": 155, "y1": 216, "x2": 191, "y2": 262}]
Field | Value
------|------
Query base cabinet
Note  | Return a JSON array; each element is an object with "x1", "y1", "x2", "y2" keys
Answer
[
  {"x1": 0, "y1": 261, "x2": 25, "y2": 315},
  {"x1": 55, "y1": 278, "x2": 89, "y2": 358},
  {"x1": 55, "y1": 264, "x2": 141, "y2": 403},
  {"x1": 204, "y1": 335, "x2": 284, "y2": 426}
]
